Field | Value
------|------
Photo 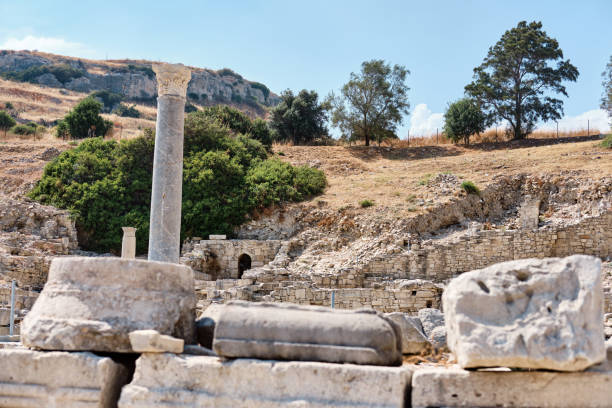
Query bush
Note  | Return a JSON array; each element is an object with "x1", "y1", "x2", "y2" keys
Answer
[
  {"x1": 460, "y1": 181, "x2": 480, "y2": 195},
  {"x1": 601, "y1": 134, "x2": 612, "y2": 149},
  {"x1": 359, "y1": 199, "x2": 374, "y2": 208},
  {"x1": 112, "y1": 103, "x2": 140, "y2": 118},
  {"x1": 30, "y1": 111, "x2": 325, "y2": 253},
  {"x1": 217, "y1": 68, "x2": 243, "y2": 80},
  {"x1": 91, "y1": 90, "x2": 123, "y2": 113},
  {"x1": 185, "y1": 102, "x2": 198, "y2": 113},
  {"x1": 250, "y1": 82, "x2": 270, "y2": 99},
  {"x1": 198, "y1": 105, "x2": 272, "y2": 148},
  {"x1": 62, "y1": 97, "x2": 113, "y2": 139},
  {"x1": 55, "y1": 120, "x2": 69, "y2": 139},
  {"x1": 11, "y1": 122, "x2": 38, "y2": 135}
]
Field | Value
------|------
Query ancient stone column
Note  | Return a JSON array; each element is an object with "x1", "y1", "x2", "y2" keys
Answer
[
  {"x1": 121, "y1": 227, "x2": 137, "y2": 259},
  {"x1": 148, "y1": 63, "x2": 191, "y2": 263}
]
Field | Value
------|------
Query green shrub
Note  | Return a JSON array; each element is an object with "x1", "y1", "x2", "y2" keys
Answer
[
  {"x1": 460, "y1": 180, "x2": 480, "y2": 195},
  {"x1": 30, "y1": 111, "x2": 325, "y2": 254},
  {"x1": 198, "y1": 105, "x2": 272, "y2": 148},
  {"x1": 418, "y1": 174, "x2": 433, "y2": 186},
  {"x1": 360, "y1": 199, "x2": 374, "y2": 208},
  {"x1": 2, "y1": 63, "x2": 84, "y2": 84},
  {"x1": 11, "y1": 122, "x2": 38, "y2": 135},
  {"x1": 217, "y1": 68, "x2": 243, "y2": 80},
  {"x1": 0, "y1": 110, "x2": 16, "y2": 136},
  {"x1": 90, "y1": 90, "x2": 123, "y2": 113},
  {"x1": 112, "y1": 103, "x2": 140, "y2": 118},
  {"x1": 62, "y1": 97, "x2": 113, "y2": 139},
  {"x1": 188, "y1": 92, "x2": 199, "y2": 100},
  {"x1": 4, "y1": 102, "x2": 14, "y2": 110},
  {"x1": 601, "y1": 134, "x2": 612, "y2": 149},
  {"x1": 55, "y1": 120, "x2": 69, "y2": 139},
  {"x1": 250, "y1": 82, "x2": 270, "y2": 99},
  {"x1": 185, "y1": 102, "x2": 198, "y2": 113}
]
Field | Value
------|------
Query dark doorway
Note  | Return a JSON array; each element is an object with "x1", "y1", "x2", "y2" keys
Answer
[{"x1": 238, "y1": 254, "x2": 252, "y2": 278}]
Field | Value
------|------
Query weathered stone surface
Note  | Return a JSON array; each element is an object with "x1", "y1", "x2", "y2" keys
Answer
[
  {"x1": 129, "y1": 330, "x2": 184, "y2": 353},
  {"x1": 21, "y1": 257, "x2": 195, "y2": 352},
  {"x1": 118, "y1": 353, "x2": 412, "y2": 408},
  {"x1": 412, "y1": 358, "x2": 612, "y2": 408},
  {"x1": 444, "y1": 255, "x2": 605, "y2": 371},
  {"x1": 385, "y1": 312, "x2": 430, "y2": 354},
  {"x1": 0, "y1": 348, "x2": 130, "y2": 407},
  {"x1": 212, "y1": 301, "x2": 402, "y2": 366},
  {"x1": 195, "y1": 303, "x2": 224, "y2": 348},
  {"x1": 183, "y1": 344, "x2": 217, "y2": 356},
  {"x1": 148, "y1": 63, "x2": 190, "y2": 264},
  {"x1": 0, "y1": 307, "x2": 9, "y2": 326},
  {"x1": 429, "y1": 326, "x2": 447, "y2": 350},
  {"x1": 121, "y1": 227, "x2": 136, "y2": 259},
  {"x1": 417, "y1": 308, "x2": 444, "y2": 338}
]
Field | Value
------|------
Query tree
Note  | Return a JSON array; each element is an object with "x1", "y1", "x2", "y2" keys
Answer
[
  {"x1": 465, "y1": 21, "x2": 579, "y2": 140},
  {"x1": 331, "y1": 60, "x2": 410, "y2": 146},
  {"x1": 443, "y1": 98, "x2": 486, "y2": 145},
  {"x1": 602, "y1": 56, "x2": 612, "y2": 123},
  {"x1": 0, "y1": 110, "x2": 16, "y2": 137},
  {"x1": 63, "y1": 97, "x2": 113, "y2": 139},
  {"x1": 55, "y1": 120, "x2": 70, "y2": 140},
  {"x1": 270, "y1": 89, "x2": 330, "y2": 145}
]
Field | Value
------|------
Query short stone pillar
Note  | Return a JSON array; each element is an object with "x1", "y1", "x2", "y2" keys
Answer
[
  {"x1": 148, "y1": 63, "x2": 191, "y2": 263},
  {"x1": 121, "y1": 227, "x2": 137, "y2": 259}
]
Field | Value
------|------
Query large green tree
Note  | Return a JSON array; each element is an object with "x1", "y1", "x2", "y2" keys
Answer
[
  {"x1": 465, "y1": 21, "x2": 579, "y2": 140},
  {"x1": 62, "y1": 97, "x2": 113, "y2": 139},
  {"x1": 443, "y1": 98, "x2": 486, "y2": 145},
  {"x1": 331, "y1": 60, "x2": 410, "y2": 146},
  {"x1": 602, "y1": 56, "x2": 612, "y2": 123},
  {"x1": 0, "y1": 110, "x2": 16, "y2": 137},
  {"x1": 270, "y1": 89, "x2": 330, "y2": 145}
]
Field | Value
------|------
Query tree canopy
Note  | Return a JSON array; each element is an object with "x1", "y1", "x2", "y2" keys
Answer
[
  {"x1": 443, "y1": 98, "x2": 486, "y2": 145},
  {"x1": 331, "y1": 60, "x2": 410, "y2": 146},
  {"x1": 270, "y1": 89, "x2": 330, "y2": 145},
  {"x1": 602, "y1": 56, "x2": 612, "y2": 123},
  {"x1": 465, "y1": 21, "x2": 578, "y2": 140},
  {"x1": 0, "y1": 110, "x2": 16, "y2": 137},
  {"x1": 59, "y1": 96, "x2": 113, "y2": 139}
]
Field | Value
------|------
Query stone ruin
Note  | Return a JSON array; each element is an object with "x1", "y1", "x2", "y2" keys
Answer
[{"x1": 1, "y1": 62, "x2": 611, "y2": 407}]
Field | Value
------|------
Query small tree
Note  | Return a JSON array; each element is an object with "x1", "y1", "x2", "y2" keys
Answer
[
  {"x1": 443, "y1": 98, "x2": 486, "y2": 145},
  {"x1": 0, "y1": 110, "x2": 16, "y2": 137},
  {"x1": 55, "y1": 120, "x2": 70, "y2": 140},
  {"x1": 270, "y1": 89, "x2": 330, "y2": 145},
  {"x1": 63, "y1": 97, "x2": 113, "y2": 139},
  {"x1": 331, "y1": 60, "x2": 410, "y2": 146},
  {"x1": 465, "y1": 21, "x2": 579, "y2": 140},
  {"x1": 602, "y1": 55, "x2": 612, "y2": 124}
]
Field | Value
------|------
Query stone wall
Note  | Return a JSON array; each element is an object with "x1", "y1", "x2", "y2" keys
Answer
[{"x1": 181, "y1": 238, "x2": 282, "y2": 280}]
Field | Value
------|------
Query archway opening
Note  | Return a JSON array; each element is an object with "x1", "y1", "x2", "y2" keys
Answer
[{"x1": 238, "y1": 254, "x2": 252, "y2": 278}]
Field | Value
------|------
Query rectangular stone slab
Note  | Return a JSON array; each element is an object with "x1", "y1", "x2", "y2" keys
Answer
[
  {"x1": 0, "y1": 348, "x2": 130, "y2": 407},
  {"x1": 211, "y1": 301, "x2": 402, "y2": 366},
  {"x1": 412, "y1": 359, "x2": 612, "y2": 408},
  {"x1": 118, "y1": 353, "x2": 412, "y2": 408}
]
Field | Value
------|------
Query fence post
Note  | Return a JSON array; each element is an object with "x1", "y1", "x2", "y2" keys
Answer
[
  {"x1": 9, "y1": 280, "x2": 16, "y2": 336},
  {"x1": 331, "y1": 290, "x2": 336, "y2": 309}
]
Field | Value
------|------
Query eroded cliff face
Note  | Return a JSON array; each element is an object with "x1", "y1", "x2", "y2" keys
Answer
[{"x1": 0, "y1": 50, "x2": 279, "y2": 113}]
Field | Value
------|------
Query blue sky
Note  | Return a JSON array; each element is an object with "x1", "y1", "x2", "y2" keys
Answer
[{"x1": 1, "y1": 0, "x2": 610, "y2": 134}]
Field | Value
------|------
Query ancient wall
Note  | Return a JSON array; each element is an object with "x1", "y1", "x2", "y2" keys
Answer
[{"x1": 181, "y1": 238, "x2": 282, "y2": 280}]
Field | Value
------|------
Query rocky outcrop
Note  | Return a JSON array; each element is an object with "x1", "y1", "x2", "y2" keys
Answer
[
  {"x1": 443, "y1": 255, "x2": 606, "y2": 371},
  {"x1": 0, "y1": 50, "x2": 279, "y2": 113}
]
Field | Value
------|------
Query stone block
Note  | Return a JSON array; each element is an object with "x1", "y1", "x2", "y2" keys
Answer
[
  {"x1": 412, "y1": 358, "x2": 612, "y2": 408},
  {"x1": 444, "y1": 255, "x2": 605, "y2": 371},
  {"x1": 118, "y1": 353, "x2": 411, "y2": 408},
  {"x1": 385, "y1": 312, "x2": 430, "y2": 354},
  {"x1": 0, "y1": 348, "x2": 130, "y2": 407},
  {"x1": 21, "y1": 257, "x2": 196, "y2": 352},
  {"x1": 209, "y1": 234, "x2": 226, "y2": 240},
  {"x1": 417, "y1": 308, "x2": 444, "y2": 337},
  {"x1": 0, "y1": 308, "x2": 9, "y2": 326},
  {"x1": 212, "y1": 301, "x2": 402, "y2": 366},
  {"x1": 129, "y1": 329, "x2": 184, "y2": 353}
]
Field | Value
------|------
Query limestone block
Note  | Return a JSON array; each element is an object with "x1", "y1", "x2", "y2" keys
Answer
[
  {"x1": 118, "y1": 353, "x2": 412, "y2": 408},
  {"x1": 209, "y1": 234, "x2": 226, "y2": 240},
  {"x1": 417, "y1": 308, "x2": 444, "y2": 337},
  {"x1": 212, "y1": 301, "x2": 402, "y2": 366},
  {"x1": 129, "y1": 330, "x2": 184, "y2": 353},
  {"x1": 0, "y1": 308, "x2": 9, "y2": 326},
  {"x1": 429, "y1": 326, "x2": 447, "y2": 350},
  {"x1": 444, "y1": 255, "x2": 605, "y2": 371},
  {"x1": 0, "y1": 348, "x2": 130, "y2": 407},
  {"x1": 412, "y1": 358, "x2": 612, "y2": 408},
  {"x1": 21, "y1": 257, "x2": 196, "y2": 352},
  {"x1": 385, "y1": 312, "x2": 430, "y2": 354},
  {"x1": 195, "y1": 303, "x2": 224, "y2": 348}
]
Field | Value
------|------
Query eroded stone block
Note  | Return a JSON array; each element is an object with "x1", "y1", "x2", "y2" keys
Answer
[
  {"x1": 119, "y1": 353, "x2": 411, "y2": 408},
  {"x1": 0, "y1": 348, "x2": 130, "y2": 407},
  {"x1": 129, "y1": 330, "x2": 183, "y2": 353},
  {"x1": 385, "y1": 312, "x2": 430, "y2": 354},
  {"x1": 21, "y1": 257, "x2": 195, "y2": 352},
  {"x1": 211, "y1": 301, "x2": 402, "y2": 366},
  {"x1": 444, "y1": 255, "x2": 605, "y2": 371}
]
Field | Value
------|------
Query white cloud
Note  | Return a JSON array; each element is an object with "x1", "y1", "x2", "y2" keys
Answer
[
  {"x1": 0, "y1": 35, "x2": 99, "y2": 58},
  {"x1": 538, "y1": 109, "x2": 610, "y2": 133},
  {"x1": 409, "y1": 103, "x2": 444, "y2": 137}
]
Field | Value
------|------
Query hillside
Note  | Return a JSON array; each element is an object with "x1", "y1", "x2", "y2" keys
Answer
[{"x1": 0, "y1": 50, "x2": 279, "y2": 116}]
